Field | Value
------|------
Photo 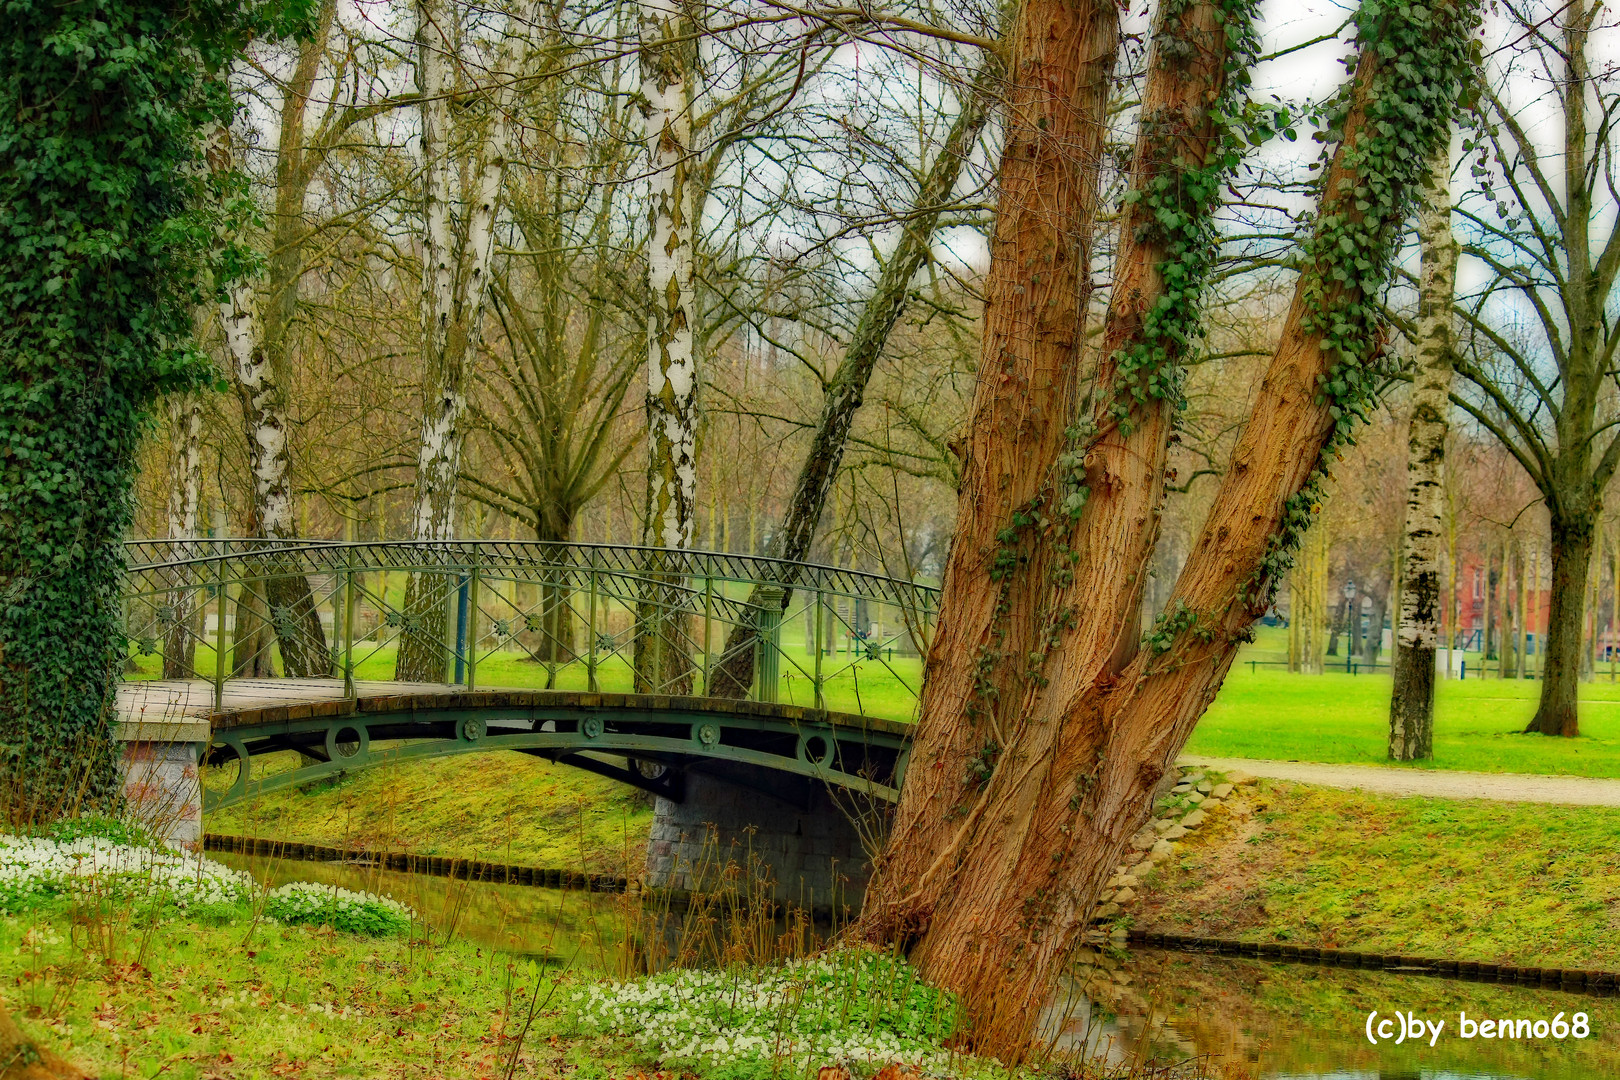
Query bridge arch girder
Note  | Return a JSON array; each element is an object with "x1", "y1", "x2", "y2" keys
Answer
[{"x1": 201, "y1": 691, "x2": 910, "y2": 812}]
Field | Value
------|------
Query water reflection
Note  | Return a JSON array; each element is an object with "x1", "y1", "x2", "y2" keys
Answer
[
  {"x1": 1069, "y1": 949, "x2": 1618, "y2": 1079},
  {"x1": 215, "y1": 851, "x2": 629, "y2": 966}
]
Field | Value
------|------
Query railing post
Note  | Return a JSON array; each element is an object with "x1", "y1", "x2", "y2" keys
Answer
[
  {"x1": 442, "y1": 569, "x2": 459, "y2": 685},
  {"x1": 342, "y1": 550, "x2": 356, "y2": 700},
  {"x1": 754, "y1": 585, "x2": 783, "y2": 703},
  {"x1": 587, "y1": 553, "x2": 599, "y2": 692},
  {"x1": 814, "y1": 586, "x2": 825, "y2": 709},
  {"x1": 213, "y1": 554, "x2": 229, "y2": 712},
  {"x1": 453, "y1": 574, "x2": 470, "y2": 685},
  {"x1": 702, "y1": 560, "x2": 714, "y2": 693},
  {"x1": 466, "y1": 560, "x2": 481, "y2": 691}
]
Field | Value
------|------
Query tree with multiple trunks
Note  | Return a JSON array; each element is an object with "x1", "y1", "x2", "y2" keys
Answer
[{"x1": 854, "y1": 0, "x2": 1480, "y2": 1055}]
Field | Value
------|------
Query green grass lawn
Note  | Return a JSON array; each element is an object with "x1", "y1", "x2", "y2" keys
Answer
[{"x1": 1186, "y1": 626, "x2": 1620, "y2": 776}]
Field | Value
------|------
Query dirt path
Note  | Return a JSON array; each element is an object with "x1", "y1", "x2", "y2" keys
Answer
[{"x1": 1177, "y1": 755, "x2": 1620, "y2": 807}]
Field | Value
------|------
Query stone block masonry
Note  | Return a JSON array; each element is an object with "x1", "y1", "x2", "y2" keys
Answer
[
  {"x1": 644, "y1": 762, "x2": 876, "y2": 915},
  {"x1": 115, "y1": 719, "x2": 208, "y2": 846}
]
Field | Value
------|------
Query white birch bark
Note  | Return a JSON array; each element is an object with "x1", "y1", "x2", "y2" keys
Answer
[
  {"x1": 220, "y1": 284, "x2": 296, "y2": 541},
  {"x1": 398, "y1": 0, "x2": 536, "y2": 680},
  {"x1": 165, "y1": 395, "x2": 204, "y2": 544},
  {"x1": 1389, "y1": 141, "x2": 1458, "y2": 759},
  {"x1": 639, "y1": 0, "x2": 698, "y2": 551},
  {"x1": 408, "y1": 0, "x2": 537, "y2": 544},
  {"x1": 161, "y1": 393, "x2": 206, "y2": 678}
]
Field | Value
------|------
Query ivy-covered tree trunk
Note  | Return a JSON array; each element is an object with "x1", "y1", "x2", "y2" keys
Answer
[
  {"x1": 1389, "y1": 142, "x2": 1457, "y2": 760},
  {"x1": 0, "y1": 0, "x2": 263, "y2": 809},
  {"x1": 633, "y1": 0, "x2": 700, "y2": 695},
  {"x1": 161, "y1": 394, "x2": 205, "y2": 678},
  {"x1": 858, "y1": 0, "x2": 1477, "y2": 1054},
  {"x1": 707, "y1": 68, "x2": 995, "y2": 699}
]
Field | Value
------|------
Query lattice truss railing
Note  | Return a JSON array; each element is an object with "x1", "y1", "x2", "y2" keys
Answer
[{"x1": 120, "y1": 541, "x2": 940, "y2": 720}]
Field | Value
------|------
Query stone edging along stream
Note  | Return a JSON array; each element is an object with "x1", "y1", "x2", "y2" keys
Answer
[
  {"x1": 1125, "y1": 929, "x2": 1620, "y2": 995},
  {"x1": 202, "y1": 833, "x2": 628, "y2": 893}
]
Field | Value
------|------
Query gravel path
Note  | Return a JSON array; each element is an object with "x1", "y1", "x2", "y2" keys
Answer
[{"x1": 1176, "y1": 755, "x2": 1620, "y2": 807}]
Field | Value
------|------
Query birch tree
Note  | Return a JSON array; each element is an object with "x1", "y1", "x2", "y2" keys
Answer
[
  {"x1": 161, "y1": 394, "x2": 206, "y2": 678},
  {"x1": 220, "y1": 0, "x2": 401, "y2": 677},
  {"x1": 633, "y1": 0, "x2": 700, "y2": 691},
  {"x1": 1389, "y1": 143, "x2": 1459, "y2": 759},
  {"x1": 395, "y1": 0, "x2": 542, "y2": 681}
]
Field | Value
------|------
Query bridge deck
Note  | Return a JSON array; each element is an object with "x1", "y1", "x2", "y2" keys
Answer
[
  {"x1": 115, "y1": 679, "x2": 914, "y2": 737},
  {"x1": 118, "y1": 678, "x2": 472, "y2": 722}
]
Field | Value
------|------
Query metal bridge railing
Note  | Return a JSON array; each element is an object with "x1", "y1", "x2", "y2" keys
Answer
[{"x1": 119, "y1": 540, "x2": 939, "y2": 723}]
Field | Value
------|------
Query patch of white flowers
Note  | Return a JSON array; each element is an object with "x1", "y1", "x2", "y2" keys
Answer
[
  {"x1": 0, "y1": 834, "x2": 415, "y2": 936},
  {"x1": 266, "y1": 881, "x2": 413, "y2": 936},
  {"x1": 0, "y1": 834, "x2": 251, "y2": 913},
  {"x1": 571, "y1": 949, "x2": 1000, "y2": 1076}
]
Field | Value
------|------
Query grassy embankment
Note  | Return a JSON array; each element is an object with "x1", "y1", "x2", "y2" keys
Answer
[
  {"x1": 1132, "y1": 778, "x2": 1620, "y2": 969},
  {"x1": 209, "y1": 751, "x2": 656, "y2": 875},
  {"x1": 4, "y1": 897, "x2": 1016, "y2": 1080}
]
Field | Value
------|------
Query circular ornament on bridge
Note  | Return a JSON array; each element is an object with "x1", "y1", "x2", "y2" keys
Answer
[
  {"x1": 694, "y1": 721, "x2": 721, "y2": 748},
  {"x1": 459, "y1": 718, "x2": 485, "y2": 742},
  {"x1": 798, "y1": 733, "x2": 835, "y2": 769},
  {"x1": 326, "y1": 723, "x2": 369, "y2": 761},
  {"x1": 582, "y1": 716, "x2": 605, "y2": 740}
]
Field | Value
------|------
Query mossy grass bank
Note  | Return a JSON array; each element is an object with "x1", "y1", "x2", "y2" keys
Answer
[{"x1": 1131, "y1": 780, "x2": 1620, "y2": 969}]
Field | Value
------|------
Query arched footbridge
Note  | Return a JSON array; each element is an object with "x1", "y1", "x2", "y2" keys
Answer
[
  {"x1": 116, "y1": 541, "x2": 937, "y2": 819},
  {"x1": 117, "y1": 681, "x2": 914, "y2": 811}
]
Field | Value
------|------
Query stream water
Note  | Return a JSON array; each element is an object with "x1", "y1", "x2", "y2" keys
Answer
[{"x1": 220, "y1": 853, "x2": 1620, "y2": 1078}]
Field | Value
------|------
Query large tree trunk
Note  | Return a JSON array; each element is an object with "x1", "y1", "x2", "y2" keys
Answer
[
  {"x1": 397, "y1": 0, "x2": 531, "y2": 681},
  {"x1": 0, "y1": 997, "x2": 91, "y2": 1080},
  {"x1": 1389, "y1": 142, "x2": 1458, "y2": 759},
  {"x1": 860, "y1": 0, "x2": 1476, "y2": 1054},
  {"x1": 707, "y1": 67, "x2": 996, "y2": 699},
  {"x1": 533, "y1": 512, "x2": 577, "y2": 672},
  {"x1": 1528, "y1": 513, "x2": 1593, "y2": 735},
  {"x1": 161, "y1": 394, "x2": 205, "y2": 678},
  {"x1": 633, "y1": 0, "x2": 699, "y2": 695},
  {"x1": 859, "y1": 0, "x2": 1122, "y2": 927}
]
